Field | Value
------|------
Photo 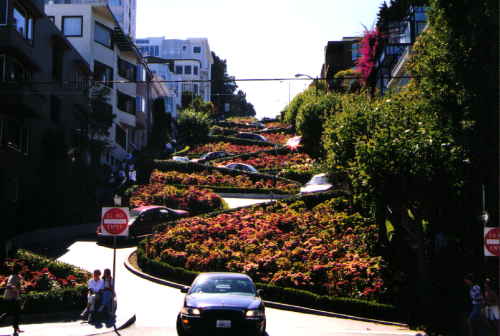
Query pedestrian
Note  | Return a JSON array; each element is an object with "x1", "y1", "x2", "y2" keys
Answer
[
  {"x1": 98, "y1": 269, "x2": 114, "y2": 316},
  {"x1": 464, "y1": 273, "x2": 486, "y2": 336},
  {"x1": 3, "y1": 263, "x2": 23, "y2": 335},
  {"x1": 81, "y1": 269, "x2": 104, "y2": 322},
  {"x1": 483, "y1": 278, "x2": 499, "y2": 332}
]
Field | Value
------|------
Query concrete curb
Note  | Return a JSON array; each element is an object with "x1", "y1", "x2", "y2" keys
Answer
[
  {"x1": 218, "y1": 193, "x2": 292, "y2": 200},
  {"x1": 87, "y1": 314, "x2": 137, "y2": 336},
  {"x1": 124, "y1": 251, "x2": 409, "y2": 328}
]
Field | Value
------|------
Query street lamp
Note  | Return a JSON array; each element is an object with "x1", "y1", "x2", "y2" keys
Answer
[{"x1": 295, "y1": 73, "x2": 318, "y2": 95}]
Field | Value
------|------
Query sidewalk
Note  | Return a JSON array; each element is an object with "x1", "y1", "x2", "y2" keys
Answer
[{"x1": 0, "y1": 313, "x2": 135, "y2": 336}]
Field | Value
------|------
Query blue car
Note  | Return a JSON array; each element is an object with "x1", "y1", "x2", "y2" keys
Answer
[{"x1": 177, "y1": 273, "x2": 266, "y2": 336}]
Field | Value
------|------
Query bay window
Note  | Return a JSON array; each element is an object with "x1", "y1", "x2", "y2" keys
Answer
[{"x1": 95, "y1": 21, "x2": 112, "y2": 48}]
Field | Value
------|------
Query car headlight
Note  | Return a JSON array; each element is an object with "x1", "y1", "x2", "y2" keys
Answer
[
  {"x1": 181, "y1": 307, "x2": 201, "y2": 316},
  {"x1": 245, "y1": 309, "x2": 264, "y2": 318}
]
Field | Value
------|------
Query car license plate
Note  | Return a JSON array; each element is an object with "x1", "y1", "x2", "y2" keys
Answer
[{"x1": 216, "y1": 320, "x2": 231, "y2": 328}]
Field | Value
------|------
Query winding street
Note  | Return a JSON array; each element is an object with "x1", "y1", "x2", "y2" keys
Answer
[{"x1": 10, "y1": 197, "x2": 424, "y2": 336}]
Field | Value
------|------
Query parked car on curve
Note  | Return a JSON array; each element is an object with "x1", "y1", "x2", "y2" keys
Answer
[
  {"x1": 200, "y1": 151, "x2": 230, "y2": 161},
  {"x1": 176, "y1": 272, "x2": 266, "y2": 336},
  {"x1": 97, "y1": 205, "x2": 189, "y2": 242},
  {"x1": 234, "y1": 132, "x2": 268, "y2": 142},
  {"x1": 221, "y1": 163, "x2": 259, "y2": 173},
  {"x1": 172, "y1": 156, "x2": 190, "y2": 162},
  {"x1": 299, "y1": 173, "x2": 333, "y2": 194}
]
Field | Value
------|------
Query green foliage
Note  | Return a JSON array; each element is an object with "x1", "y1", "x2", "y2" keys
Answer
[
  {"x1": 177, "y1": 108, "x2": 212, "y2": 146},
  {"x1": 281, "y1": 87, "x2": 316, "y2": 127}
]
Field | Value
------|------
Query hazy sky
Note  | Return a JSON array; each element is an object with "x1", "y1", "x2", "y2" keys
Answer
[{"x1": 136, "y1": 0, "x2": 385, "y2": 119}]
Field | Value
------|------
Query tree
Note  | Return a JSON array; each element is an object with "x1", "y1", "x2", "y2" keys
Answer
[
  {"x1": 210, "y1": 52, "x2": 255, "y2": 118},
  {"x1": 176, "y1": 108, "x2": 212, "y2": 146}
]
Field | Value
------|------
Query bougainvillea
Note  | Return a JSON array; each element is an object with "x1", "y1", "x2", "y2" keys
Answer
[
  {"x1": 149, "y1": 170, "x2": 298, "y2": 193},
  {"x1": 355, "y1": 28, "x2": 383, "y2": 85},
  {"x1": 189, "y1": 142, "x2": 273, "y2": 155},
  {"x1": 217, "y1": 152, "x2": 314, "y2": 170},
  {"x1": 146, "y1": 198, "x2": 386, "y2": 300},
  {"x1": 129, "y1": 184, "x2": 224, "y2": 214},
  {"x1": 0, "y1": 259, "x2": 88, "y2": 293}
]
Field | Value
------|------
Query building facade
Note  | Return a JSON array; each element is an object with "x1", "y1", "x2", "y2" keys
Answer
[
  {"x1": 1, "y1": 0, "x2": 93, "y2": 239},
  {"x1": 321, "y1": 36, "x2": 361, "y2": 91},
  {"x1": 44, "y1": 0, "x2": 136, "y2": 38},
  {"x1": 136, "y1": 37, "x2": 213, "y2": 109},
  {"x1": 45, "y1": 2, "x2": 144, "y2": 168}
]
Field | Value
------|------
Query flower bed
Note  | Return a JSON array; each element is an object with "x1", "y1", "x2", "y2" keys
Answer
[
  {"x1": 149, "y1": 169, "x2": 298, "y2": 193},
  {"x1": 264, "y1": 122, "x2": 290, "y2": 129},
  {"x1": 145, "y1": 197, "x2": 386, "y2": 301},
  {"x1": 0, "y1": 250, "x2": 89, "y2": 314},
  {"x1": 129, "y1": 184, "x2": 225, "y2": 215},
  {"x1": 188, "y1": 142, "x2": 274, "y2": 155},
  {"x1": 216, "y1": 152, "x2": 314, "y2": 171}
]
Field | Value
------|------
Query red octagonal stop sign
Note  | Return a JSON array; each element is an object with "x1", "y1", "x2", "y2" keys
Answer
[
  {"x1": 101, "y1": 207, "x2": 129, "y2": 236},
  {"x1": 484, "y1": 227, "x2": 500, "y2": 257}
]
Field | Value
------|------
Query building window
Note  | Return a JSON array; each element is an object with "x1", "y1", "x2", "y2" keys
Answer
[
  {"x1": 194, "y1": 84, "x2": 198, "y2": 95},
  {"x1": 351, "y1": 43, "x2": 360, "y2": 61},
  {"x1": 94, "y1": 61, "x2": 113, "y2": 87},
  {"x1": 95, "y1": 21, "x2": 112, "y2": 48},
  {"x1": 13, "y1": 6, "x2": 33, "y2": 41},
  {"x1": 193, "y1": 65, "x2": 198, "y2": 75},
  {"x1": 184, "y1": 65, "x2": 191, "y2": 75},
  {"x1": 62, "y1": 16, "x2": 82, "y2": 37},
  {"x1": 5, "y1": 57, "x2": 31, "y2": 82},
  {"x1": 193, "y1": 46, "x2": 201, "y2": 53},
  {"x1": 117, "y1": 57, "x2": 136, "y2": 81},
  {"x1": 117, "y1": 90, "x2": 135, "y2": 115},
  {"x1": 0, "y1": 0, "x2": 7, "y2": 25},
  {"x1": 50, "y1": 95, "x2": 61, "y2": 123},
  {"x1": 136, "y1": 39, "x2": 149, "y2": 44},
  {"x1": 175, "y1": 65, "x2": 182, "y2": 74},
  {"x1": 136, "y1": 96, "x2": 145, "y2": 113},
  {"x1": 115, "y1": 124, "x2": 126, "y2": 150}
]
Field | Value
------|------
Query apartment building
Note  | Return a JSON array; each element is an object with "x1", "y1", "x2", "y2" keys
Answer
[
  {"x1": 45, "y1": 2, "x2": 144, "y2": 168},
  {"x1": 321, "y1": 36, "x2": 362, "y2": 91},
  {"x1": 44, "y1": 0, "x2": 136, "y2": 38},
  {"x1": 1, "y1": 0, "x2": 92, "y2": 239},
  {"x1": 136, "y1": 37, "x2": 213, "y2": 110}
]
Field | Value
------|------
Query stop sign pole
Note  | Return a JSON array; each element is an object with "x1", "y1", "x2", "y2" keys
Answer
[{"x1": 101, "y1": 207, "x2": 129, "y2": 316}]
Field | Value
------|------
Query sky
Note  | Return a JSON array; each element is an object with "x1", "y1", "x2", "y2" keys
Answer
[{"x1": 136, "y1": 0, "x2": 385, "y2": 119}]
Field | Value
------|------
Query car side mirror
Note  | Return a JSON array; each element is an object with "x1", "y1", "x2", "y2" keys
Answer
[
  {"x1": 180, "y1": 286, "x2": 190, "y2": 293},
  {"x1": 256, "y1": 289, "x2": 263, "y2": 297}
]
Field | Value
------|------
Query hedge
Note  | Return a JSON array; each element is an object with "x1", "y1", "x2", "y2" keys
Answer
[{"x1": 136, "y1": 240, "x2": 401, "y2": 322}]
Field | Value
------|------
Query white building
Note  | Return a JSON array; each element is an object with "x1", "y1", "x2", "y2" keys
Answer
[
  {"x1": 44, "y1": 0, "x2": 136, "y2": 39},
  {"x1": 45, "y1": 2, "x2": 144, "y2": 168},
  {"x1": 136, "y1": 37, "x2": 213, "y2": 109}
]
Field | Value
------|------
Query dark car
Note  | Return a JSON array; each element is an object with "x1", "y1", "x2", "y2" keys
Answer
[
  {"x1": 176, "y1": 273, "x2": 266, "y2": 336},
  {"x1": 97, "y1": 205, "x2": 188, "y2": 242},
  {"x1": 200, "y1": 151, "x2": 230, "y2": 161},
  {"x1": 235, "y1": 132, "x2": 268, "y2": 142},
  {"x1": 222, "y1": 163, "x2": 259, "y2": 173}
]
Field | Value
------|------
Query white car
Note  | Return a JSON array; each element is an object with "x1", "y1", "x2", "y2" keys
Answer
[
  {"x1": 300, "y1": 173, "x2": 333, "y2": 194},
  {"x1": 172, "y1": 156, "x2": 190, "y2": 162}
]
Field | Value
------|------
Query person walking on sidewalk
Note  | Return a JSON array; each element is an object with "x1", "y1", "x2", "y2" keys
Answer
[
  {"x1": 483, "y1": 278, "x2": 499, "y2": 333},
  {"x1": 3, "y1": 263, "x2": 23, "y2": 335},
  {"x1": 464, "y1": 273, "x2": 486, "y2": 336}
]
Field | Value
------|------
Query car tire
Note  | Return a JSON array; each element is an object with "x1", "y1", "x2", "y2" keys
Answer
[{"x1": 176, "y1": 315, "x2": 188, "y2": 336}]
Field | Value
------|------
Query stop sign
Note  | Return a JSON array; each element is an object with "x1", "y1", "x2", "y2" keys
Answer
[
  {"x1": 484, "y1": 227, "x2": 500, "y2": 257},
  {"x1": 101, "y1": 207, "x2": 129, "y2": 236}
]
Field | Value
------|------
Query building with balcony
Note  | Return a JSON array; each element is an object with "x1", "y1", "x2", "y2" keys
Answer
[
  {"x1": 321, "y1": 36, "x2": 362, "y2": 91},
  {"x1": 45, "y1": 1, "x2": 145, "y2": 167},
  {"x1": 136, "y1": 37, "x2": 213, "y2": 110},
  {"x1": 44, "y1": 0, "x2": 136, "y2": 39},
  {"x1": 374, "y1": 5, "x2": 428, "y2": 93},
  {"x1": 0, "y1": 0, "x2": 93, "y2": 240}
]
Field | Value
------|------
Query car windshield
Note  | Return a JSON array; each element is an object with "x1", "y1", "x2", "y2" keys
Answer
[
  {"x1": 129, "y1": 209, "x2": 141, "y2": 219},
  {"x1": 190, "y1": 277, "x2": 256, "y2": 296}
]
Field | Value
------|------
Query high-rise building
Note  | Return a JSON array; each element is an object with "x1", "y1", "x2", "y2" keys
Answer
[
  {"x1": 136, "y1": 37, "x2": 213, "y2": 108},
  {"x1": 43, "y1": 0, "x2": 136, "y2": 38}
]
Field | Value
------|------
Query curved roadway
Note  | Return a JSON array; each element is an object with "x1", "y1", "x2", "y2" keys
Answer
[{"x1": 55, "y1": 197, "x2": 424, "y2": 336}]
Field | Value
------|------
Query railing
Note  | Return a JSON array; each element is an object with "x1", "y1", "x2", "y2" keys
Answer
[{"x1": 47, "y1": 0, "x2": 108, "y2": 4}]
